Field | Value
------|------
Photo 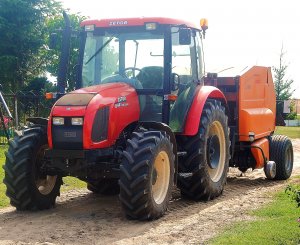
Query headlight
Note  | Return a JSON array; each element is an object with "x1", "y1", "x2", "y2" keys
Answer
[
  {"x1": 145, "y1": 22, "x2": 157, "y2": 30},
  {"x1": 71, "y1": 117, "x2": 83, "y2": 126},
  {"x1": 53, "y1": 117, "x2": 64, "y2": 125}
]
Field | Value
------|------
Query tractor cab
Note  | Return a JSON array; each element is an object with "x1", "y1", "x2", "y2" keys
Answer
[{"x1": 79, "y1": 17, "x2": 206, "y2": 132}]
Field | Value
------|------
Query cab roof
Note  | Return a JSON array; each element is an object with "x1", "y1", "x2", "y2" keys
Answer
[{"x1": 81, "y1": 17, "x2": 200, "y2": 30}]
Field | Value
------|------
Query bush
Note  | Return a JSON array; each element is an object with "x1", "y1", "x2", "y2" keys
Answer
[
  {"x1": 285, "y1": 185, "x2": 300, "y2": 207},
  {"x1": 286, "y1": 112, "x2": 297, "y2": 120}
]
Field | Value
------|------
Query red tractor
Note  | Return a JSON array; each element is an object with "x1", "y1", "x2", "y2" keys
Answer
[{"x1": 4, "y1": 15, "x2": 293, "y2": 220}]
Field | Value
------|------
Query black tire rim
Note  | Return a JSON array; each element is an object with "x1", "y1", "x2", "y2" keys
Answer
[
  {"x1": 285, "y1": 146, "x2": 293, "y2": 173},
  {"x1": 207, "y1": 134, "x2": 221, "y2": 169}
]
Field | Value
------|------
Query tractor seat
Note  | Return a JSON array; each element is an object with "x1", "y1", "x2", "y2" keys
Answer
[
  {"x1": 136, "y1": 66, "x2": 163, "y2": 89},
  {"x1": 135, "y1": 66, "x2": 164, "y2": 121},
  {"x1": 101, "y1": 74, "x2": 143, "y2": 89}
]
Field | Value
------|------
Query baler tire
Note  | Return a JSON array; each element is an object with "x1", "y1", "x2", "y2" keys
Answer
[
  {"x1": 269, "y1": 135, "x2": 293, "y2": 180},
  {"x1": 119, "y1": 129, "x2": 174, "y2": 220},
  {"x1": 177, "y1": 100, "x2": 230, "y2": 200},
  {"x1": 3, "y1": 127, "x2": 62, "y2": 211},
  {"x1": 87, "y1": 179, "x2": 119, "y2": 195}
]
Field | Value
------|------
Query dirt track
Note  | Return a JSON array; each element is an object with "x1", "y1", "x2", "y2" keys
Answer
[{"x1": 0, "y1": 139, "x2": 299, "y2": 245}]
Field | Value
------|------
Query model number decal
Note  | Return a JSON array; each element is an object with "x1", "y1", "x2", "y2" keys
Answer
[
  {"x1": 117, "y1": 96, "x2": 127, "y2": 102},
  {"x1": 115, "y1": 96, "x2": 128, "y2": 108},
  {"x1": 109, "y1": 21, "x2": 128, "y2": 26},
  {"x1": 115, "y1": 102, "x2": 128, "y2": 108}
]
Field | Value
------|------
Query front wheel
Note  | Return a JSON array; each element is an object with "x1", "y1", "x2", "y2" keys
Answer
[
  {"x1": 177, "y1": 100, "x2": 230, "y2": 200},
  {"x1": 119, "y1": 129, "x2": 175, "y2": 220},
  {"x1": 3, "y1": 127, "x2": 62, "y2": 210}
]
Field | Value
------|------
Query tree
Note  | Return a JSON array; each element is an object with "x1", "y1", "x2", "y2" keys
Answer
[
  {"x1": 23, "y1": 77, "x2": 56, "y2": 93},
  {"x1": 273, "y1": 46, "x2": 295, "y2": 101},
  {"x1": 44, "y1": 13, "x2": 87, "y2": 91},
  {"x1": 272, "y1": 46, "x2": 295, "y2": 119},
  {"x1": 0, "y1": 0, "x2": 62, "y2": 92}
]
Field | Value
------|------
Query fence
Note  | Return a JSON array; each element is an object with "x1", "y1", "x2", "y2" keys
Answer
[
  {"x1": 0, "y1": 91, "x2": 53, "y2": 144},
  {"x1": 0, "y1": 92, "x2": 299, "y2": 144},
  {"x1": 276, "y1": 99, "x2": 300, "y2": 126}
]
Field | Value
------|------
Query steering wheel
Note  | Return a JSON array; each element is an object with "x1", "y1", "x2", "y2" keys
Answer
[{"x1": 122, "y1": 67, "x2": 145, "y2": 79}]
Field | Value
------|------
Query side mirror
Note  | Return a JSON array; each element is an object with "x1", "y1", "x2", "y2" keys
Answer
[
  {"x1": 179, "y1": 28, "x2": 191, "y2": 45},
  {"x1": 49, "y1": 33, "x2": 58, "y2": 49}
]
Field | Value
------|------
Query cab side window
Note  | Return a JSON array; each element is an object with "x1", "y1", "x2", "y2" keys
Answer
[{"x1": 171, "y1": 27, "x2": 199, "y2": 92}]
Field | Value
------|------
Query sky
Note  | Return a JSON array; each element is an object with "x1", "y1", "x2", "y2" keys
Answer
[{"x1": 59, "y1": 0, "x2": 300, "y2": 98}]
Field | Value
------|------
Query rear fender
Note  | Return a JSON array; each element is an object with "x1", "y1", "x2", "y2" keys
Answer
[
  {"x1": 26, "y1": 117, "x2": 48, "y2": 126},
  {"x1": 183, "y1": 86, "x2": 227, "y2": 136}
]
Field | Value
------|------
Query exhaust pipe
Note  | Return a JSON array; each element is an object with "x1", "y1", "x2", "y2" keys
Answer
[{"x1": 57, "y1": 11, "x2": 71, "y2": 94}]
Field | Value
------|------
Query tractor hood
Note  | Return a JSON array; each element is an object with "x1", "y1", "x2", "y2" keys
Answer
[
  {"x1": 74, "y1": 82, "x2": 132, "y2": 94},
  {"x1": 55, "y1": 83, "x2": 134, "y2": 107},
  {"x1": 48, "y1": 82, "x2": 140, "y2": 150}
]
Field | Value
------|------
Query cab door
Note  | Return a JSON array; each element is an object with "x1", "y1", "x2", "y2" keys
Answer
[{"x1": 169, "y1": 28, "x2": 204, "y2": 132}]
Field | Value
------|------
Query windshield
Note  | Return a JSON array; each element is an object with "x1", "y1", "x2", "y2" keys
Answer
[
  {"x1": 82, "y1": 28, "x2": 164, "y2": 88},
  {"x1": 81, "y1": 26, "x2": 203, "y2": 129}
]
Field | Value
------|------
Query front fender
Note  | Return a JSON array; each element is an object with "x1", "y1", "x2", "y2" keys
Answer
[{"x1": 183, "y1": 86, "x2": 227, "y2": 136}]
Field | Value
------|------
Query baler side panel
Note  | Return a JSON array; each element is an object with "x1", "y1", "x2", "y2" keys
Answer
[{"x1": 238, "y1": 66, "x2": 276, "y2": 142}]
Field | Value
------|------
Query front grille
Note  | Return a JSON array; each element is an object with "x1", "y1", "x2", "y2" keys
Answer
[
  {"x1": 91, "y1": 106, "x2": 109, "y2": 142},
  {"x1": 52, "y1": 117, "x2": 83, "y2": 150}
]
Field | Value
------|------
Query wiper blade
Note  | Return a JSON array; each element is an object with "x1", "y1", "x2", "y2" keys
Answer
[{"x1": 85, "y1": 36, "x2": 115, "y2": 65}]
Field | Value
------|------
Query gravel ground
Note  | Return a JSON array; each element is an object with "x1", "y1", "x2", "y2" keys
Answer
[{"x1": 0, "y1": 139, "x2": 299, "y2": 245}]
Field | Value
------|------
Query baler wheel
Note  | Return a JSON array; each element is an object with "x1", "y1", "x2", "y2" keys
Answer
[
  {"x1": 177, "y1": 100, "x2": 230, "y2": 200},
  {"x1": 3, "y1": 127, "x2": 62, "y2": 210},
  {"x1": 269, "y1": 135, "x2": 293, "y2": 180},
  {"x1": 119, "y1": 129, "x2": 174, "y2": 220}
]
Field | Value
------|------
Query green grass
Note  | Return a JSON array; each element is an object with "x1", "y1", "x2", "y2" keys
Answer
[
  {"x1": 61, "y1": 176, "x2": 86, "y2": 192},
  {"x1": 275, "y1": 126, "x2": 300, "y2": 139},
  {"x1": 0, "y1": 146, "x2": 86, "y2": 208},
  {"x1": 0, "y1": 146, "x2": 9, "y2": 208},
  {"x1": 211, "y1": 183, "x2": 300, "y2": 245}
]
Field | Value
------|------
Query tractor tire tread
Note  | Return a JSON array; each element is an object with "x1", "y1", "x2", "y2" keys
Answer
[
  {"x1": 119, "y1": 129, "x2": 174, "y2": 220},
  {"x1": 177, "y1": 100, "x2": 230, "y2": 201},
  {"x1": 3, "y1": 127, "x2": 62, "y2": 210}
]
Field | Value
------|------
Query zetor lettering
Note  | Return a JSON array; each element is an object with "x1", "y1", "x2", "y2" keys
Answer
[{"x1": 109, "y1": 21, "x2": 128, "y2": 26}]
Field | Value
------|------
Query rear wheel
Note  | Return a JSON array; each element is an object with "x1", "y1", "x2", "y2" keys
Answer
[
  {"x1": 119, "y1": 129, "x2": 174, "y2": 220},
  {"x1": 3, "y1": 127, "x2": 62, "y2": 210},
  {"x1": 177, "y1": 100, "x2": 230, "y2": 200},
  {"x1": 87, "y1": 179, "x2": 119, "y2": 195},
  {"x1": 269, "y1": 135, "x2": 293, "y2": 180}
]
